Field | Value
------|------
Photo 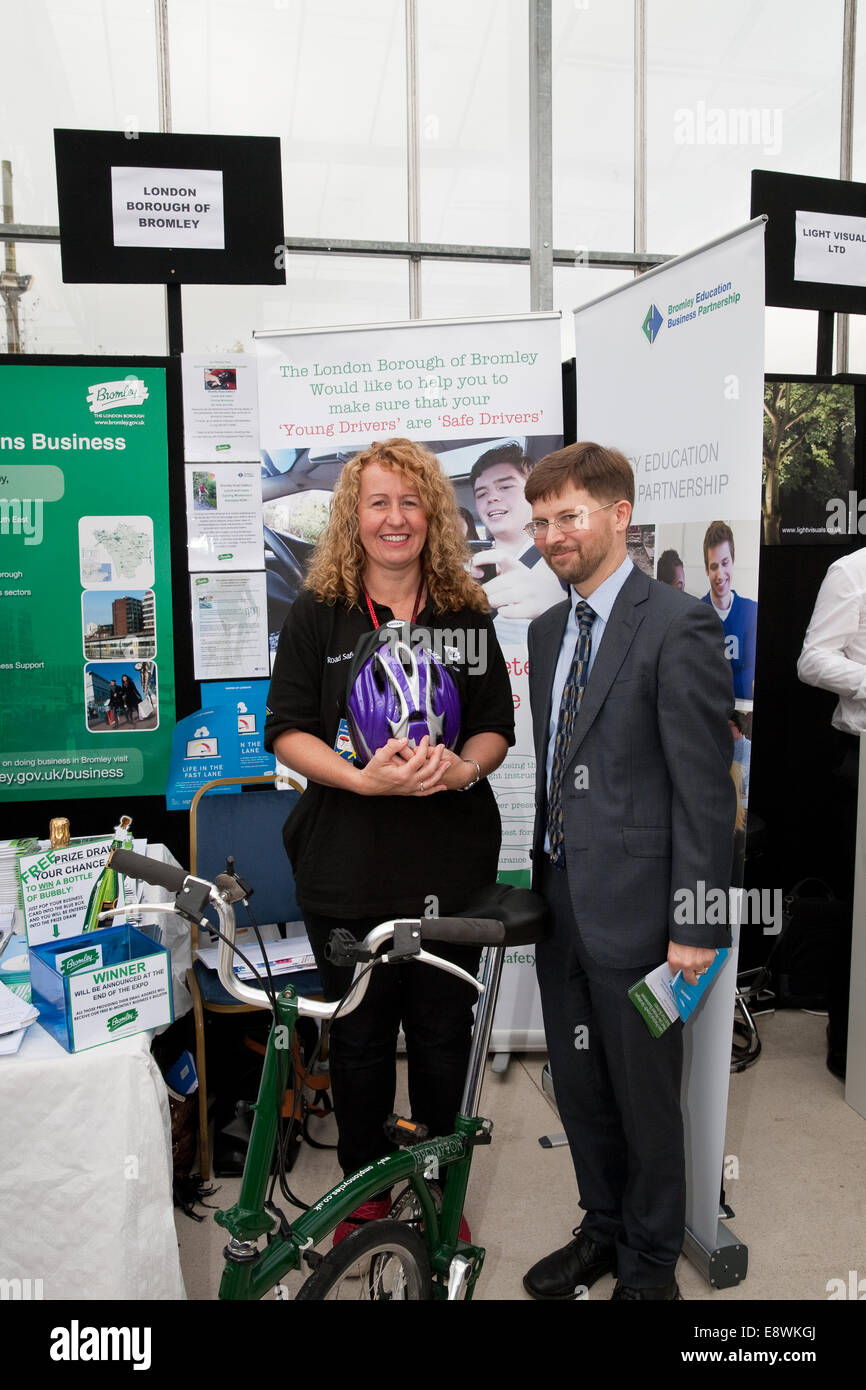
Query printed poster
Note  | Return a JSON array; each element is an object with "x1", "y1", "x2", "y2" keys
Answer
[
  {"x1": 794, "y1": 210, "x2": 866, "y2": 288},
  {"x1": 199, "y1": 679, "x2": 275, "y2": 780},
  {"x1": 111, "y1": 166, "x2": 225, "y2": 250},
  {"x1": 181, "y1": 351, "x2": 260, "y2": 461},
  {"x1": 0, "y1": 363, "x2": 175, "y2": 801},
  {"x1": 67, "y1": 948, "x2": 172, "y2": 1050},
  {"x1": 190, "y1": 571, "x2": 269, "y2": 679},
  {"x1": 165, "y1": 681, "x2": 275, "y2": 811},
  {"x1": 185, "y1": 462, "x2": 264, "y2": 571}
]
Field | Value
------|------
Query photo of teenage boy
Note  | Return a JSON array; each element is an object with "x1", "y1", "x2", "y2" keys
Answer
[
  {"x1": 468, "y1": 443, "x2": 564, "y2": 620},
  {"x1": 701, "y1": 521, "x2": 758, "y2": 701},
  {"x1": 657, "y1": 548, "x2": 685, "y2": 591}
]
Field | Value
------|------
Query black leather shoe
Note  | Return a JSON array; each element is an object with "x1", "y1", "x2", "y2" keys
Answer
[
  {"x1": 611, "y1": 1279, "x2": 681, "y2": 1300},
  {"x1": 524, "y1": 1228, "x2": 616, "y2": 1300}
]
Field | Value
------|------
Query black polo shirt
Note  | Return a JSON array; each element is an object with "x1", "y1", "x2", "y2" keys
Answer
[{"x1": 264, "y1": 591, "x2": 515, "y2": 918}]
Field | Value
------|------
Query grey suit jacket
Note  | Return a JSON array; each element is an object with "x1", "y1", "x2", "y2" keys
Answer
[{"x1": 527, "y1": 566, "x2": 736, "y2": 969}]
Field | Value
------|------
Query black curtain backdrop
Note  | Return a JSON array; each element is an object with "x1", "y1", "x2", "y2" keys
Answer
[{"x1": 743, "y1": 375, "x2": 866, "y2": 970}]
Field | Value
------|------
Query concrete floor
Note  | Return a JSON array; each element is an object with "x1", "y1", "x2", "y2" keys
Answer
[{"x1": 176, "y1": 1008, "x2": 865, "y2": 1302}]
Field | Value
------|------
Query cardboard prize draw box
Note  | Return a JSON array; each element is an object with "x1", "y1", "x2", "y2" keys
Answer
[{"x1": 30, "y1": 924, "x2": 172, "y2": 1052}]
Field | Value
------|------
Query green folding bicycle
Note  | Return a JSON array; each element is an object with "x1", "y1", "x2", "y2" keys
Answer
[{"x1": 111, "y1": 847, "x2": 546, "y2": 1301}]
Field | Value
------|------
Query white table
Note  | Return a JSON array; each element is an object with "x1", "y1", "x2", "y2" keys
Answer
[
  {"x1": 0, "y1": 1023, "x2": 186, "y2": 1299},
  {"x1": 0, "y1": 842, "x2": 193, "y2": 1300}
]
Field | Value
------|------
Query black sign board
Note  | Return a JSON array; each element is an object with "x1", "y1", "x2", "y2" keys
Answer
[
  {"x1": 751, "y1": 169, "x2": 866, "y2": 315},
  {"x1": 54, "y1": 129, "x2": 285, "y2": 286}
]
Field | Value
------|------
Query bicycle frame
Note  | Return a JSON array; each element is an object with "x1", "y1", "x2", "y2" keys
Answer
[
  {"x1": 111, "y1": 881, "x2": 504, "y2": 1301},
  {"x1": 216, "y1": 937, "x2": 504, "y2": 1301}
]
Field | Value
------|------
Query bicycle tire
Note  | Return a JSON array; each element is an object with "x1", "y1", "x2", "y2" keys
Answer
[{"x1": 294, "y1": 1220, "x2": 433, "y2": 1301}]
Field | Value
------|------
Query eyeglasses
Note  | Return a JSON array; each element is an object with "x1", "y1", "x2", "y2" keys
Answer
[{"x1": 523, "y1": 499, "x2": 624, "y2": 541}]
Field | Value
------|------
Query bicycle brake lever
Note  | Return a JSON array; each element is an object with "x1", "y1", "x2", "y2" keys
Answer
[
  {"x1": 224, "y1": 856, "x2": 255, "y2": 900},
  {"x1": 382, "y1": 920, "x2": 422, "y2": 961}
]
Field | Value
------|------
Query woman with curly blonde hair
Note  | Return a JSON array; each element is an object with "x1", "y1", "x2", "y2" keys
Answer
[
  {"x1": 305, "y1": 437, "x2": 487, "y2": 613},
  {"x1": 265, "y1": 438, "x2": 514, "y2": 1242}
]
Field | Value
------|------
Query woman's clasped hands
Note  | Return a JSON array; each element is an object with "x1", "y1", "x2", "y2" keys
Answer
[{"x1": 357, "y1": 735, "x2": 472, "y2": 796}]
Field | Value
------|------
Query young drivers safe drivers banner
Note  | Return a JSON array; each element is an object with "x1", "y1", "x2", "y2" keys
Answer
[{"x1": 256, "y1": 313, "x2": 563, "y2": 1048}]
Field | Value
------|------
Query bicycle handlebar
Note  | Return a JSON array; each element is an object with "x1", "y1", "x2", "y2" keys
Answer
[
  {"x1": 418, "y1": 917, "x2": 505, "y2": 946},
  {"x1": 102, "y1": 854, "x2": 493, "y2": 1020},
  {"x1": 111, "y1": 847, "x2": 188, "y2": 895}
]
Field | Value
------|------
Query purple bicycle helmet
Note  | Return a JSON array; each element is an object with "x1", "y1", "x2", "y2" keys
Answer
[{"x1": 346, "y1": 624, "x2": 462, "y2": 766}]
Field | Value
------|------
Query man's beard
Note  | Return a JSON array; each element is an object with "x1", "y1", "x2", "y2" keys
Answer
[{"x1": 546, "y1": 531, "x2": 610, "y2": 588}]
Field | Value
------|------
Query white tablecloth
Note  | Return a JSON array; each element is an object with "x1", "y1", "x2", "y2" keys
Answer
[{"x1": 0, "y1": 1023, "x2": 186, "y2": 1300}]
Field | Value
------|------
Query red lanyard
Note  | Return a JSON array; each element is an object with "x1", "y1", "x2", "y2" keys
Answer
[{"x1": 363, "y1": 579, "x2": 425, "y2": 630}]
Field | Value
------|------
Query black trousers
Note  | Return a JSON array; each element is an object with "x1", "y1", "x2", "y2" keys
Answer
[
  {"x1": 304, "y1": 912, "x2": 480, "y2": 1179},
  {"x1": 535, "y1": 859, "x2": 685, "y2": 1287}
]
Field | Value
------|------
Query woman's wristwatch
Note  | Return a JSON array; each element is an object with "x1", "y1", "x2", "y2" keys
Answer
[{"x1": 461, "y1": 758, "x2": 482, "y2": 790}]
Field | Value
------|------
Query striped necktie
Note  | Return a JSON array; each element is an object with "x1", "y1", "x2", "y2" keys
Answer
[{"x1": 547, "y1": 600, "x2": 595, "y2": 867}]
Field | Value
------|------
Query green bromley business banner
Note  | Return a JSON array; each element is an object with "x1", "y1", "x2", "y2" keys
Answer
[{"x1": 0, "y1": 363, "x2": 175, "y2": 801}]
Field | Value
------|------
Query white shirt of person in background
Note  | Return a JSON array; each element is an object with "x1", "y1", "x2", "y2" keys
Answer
[{"x1": 797, "y1": 547, "x2": 866, "y2": 734}]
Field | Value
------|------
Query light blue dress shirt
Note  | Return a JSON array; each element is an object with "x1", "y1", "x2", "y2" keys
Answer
[{"x1": 543, "y1": 555, "x2": 634, "y2": 851}]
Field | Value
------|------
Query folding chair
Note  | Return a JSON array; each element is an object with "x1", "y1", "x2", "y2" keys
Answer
[{"x1": 186, "y1": 774, "x2": 324, "y2": 1178}]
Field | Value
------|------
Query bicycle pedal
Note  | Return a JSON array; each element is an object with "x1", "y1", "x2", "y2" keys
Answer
[{"x1": 384, "y1": 1114, "x2": 429, "y2": 1146}]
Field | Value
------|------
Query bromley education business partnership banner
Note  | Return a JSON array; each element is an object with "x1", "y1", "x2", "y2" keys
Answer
[
  {"x1": 573, "y1": 218, "x2": 766, "y2": 1274},
  {"x1": 575, "y1": 223, "x2": 765, "y2": 714},
  {"x1": 0, "y1": 363, "x2": 175, "y2": 802},
  {"x1": 256, "y1": 313, "x2": 564, "y2": 1047}
]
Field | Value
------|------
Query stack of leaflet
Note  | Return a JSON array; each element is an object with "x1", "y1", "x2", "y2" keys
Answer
[
  {"x1": 0, "y1": 838, "x2": 38, "y2": 909},
  {"x1": 196, "y1": 932, "x2": 315, "y2": 982},
  {"x1": 0, "y1": 977, "x2": 39, "y2": 1054}
]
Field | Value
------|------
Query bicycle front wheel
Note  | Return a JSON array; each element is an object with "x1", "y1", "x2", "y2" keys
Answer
[{"x1": 295, "y1": 1221, "x2": 432, "y2": 1301}]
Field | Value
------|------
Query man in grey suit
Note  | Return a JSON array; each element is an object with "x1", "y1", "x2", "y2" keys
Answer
[{"x1": 522, "y1": 442, "x2": 735, "y2": 1301}]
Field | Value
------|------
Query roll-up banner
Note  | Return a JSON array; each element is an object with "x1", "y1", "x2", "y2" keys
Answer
[
  {"x1": 573, "y1": 218, "x2": 766, "y2": 1268},
  {"x1": 256, "y1": 312, "x2": 564, "y2": 1048},
  {"x1": 0, "y1": 361, "x2": 175, "y2": 802}
]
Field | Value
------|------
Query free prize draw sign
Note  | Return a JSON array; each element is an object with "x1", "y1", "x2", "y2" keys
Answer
[{"x1": 0, "y1": 364, "x2": 175, "y2": 802}]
